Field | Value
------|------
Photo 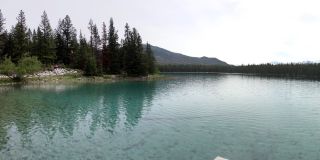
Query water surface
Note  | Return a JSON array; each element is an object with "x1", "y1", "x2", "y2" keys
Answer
[{"x1": 1, "y1": 74, "x2": 320, "y2": 160}]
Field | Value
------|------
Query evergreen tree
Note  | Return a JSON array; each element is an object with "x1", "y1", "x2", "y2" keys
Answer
[
  {"x1": 0, "y1": 10, "x2": 4, "y2": 34},
  {"x1": 74, "y1": 31, "x2": 87, "y2": 70},
  {"x1": 92, "y1": 24, "x2": 102, "y2": 74},
  {"x1": 123, "y1": 24, "x2": 147, "y2": 76},
  {"x1": 31, "y1": 29, "x2": 38, "y2": 56},
  {"x1": 55, "y1": 15, "x2": 77, "y2": 65},
  {"x1": 0, "y1": 10, "x2": 7, "y2": 59},
  {"x1": 107, "y1": 18, "x2": 120, "y2": 74},
  {"x1": 26, "y1": 28, "x2": 33, "y2": 53},
  {"x1": 12, "y1": 10, "x2": 28, "y2": 63},
  {"x1": 37, "y1": 11, "x2": 55, "y2": 64},
  {"x1": 34, "y1": 27, "x2": 43, "y2": 57},
  {"x1": 54, "y1": 19, "x2": 65, "y2": 64},
  {"x1": 3, "y1": 28, "x2": 14, "y2": 59},
  {"x1": 78, "y1": 31, "x2": 97, "y2": 75},
  {"x1": 88, "y1": 19, "x2": 94, "y2": 48},
  {"x1": 145, "y1": 43, "x2": 156, "y2": 74},
  {"x1": 88, "y1": 20, "x2": 102, "y2": 74},
  {"x1": 101, "y1": 22, "x2": 110, "y2": 73}
]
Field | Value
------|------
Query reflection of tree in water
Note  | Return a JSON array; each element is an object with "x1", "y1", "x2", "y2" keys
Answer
[
  {"x1": 0, "y1": 81, "x2": 156, "y2": 149},
  {"x1": 122, "y1": 81, "x2": 156, "y2": 127}
]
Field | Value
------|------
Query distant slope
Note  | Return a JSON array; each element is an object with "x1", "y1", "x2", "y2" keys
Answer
[{"x1": 147, "y1": 45, "x2": 228, "y2": 66}]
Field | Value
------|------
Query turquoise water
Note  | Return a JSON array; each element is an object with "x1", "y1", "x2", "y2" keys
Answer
[{"x1": 1, "y1": 74, "x2": 320, "y2": 160}]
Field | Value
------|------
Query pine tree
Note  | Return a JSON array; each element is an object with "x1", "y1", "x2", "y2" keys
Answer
[
  {"x1": 88, "y1": 19, "x2": 94, "y2": 48},
  {"x1": 74, "y1": 31, "x2": 87, "y2": 70},
  {"x1": 101, "y1": 22, "x2": 110, "y2": 73},
  {"x1": 123, "y1": 24, "x2": 147, "y2": 76},
  {"x1": 77, "y1": 31, "x2": 97, "y2": 75},
  {"x1": 88, "y1": 20, "x2": 102, "y2": 74},
  {"x1": 3, "y1": 28, "x2": 14, "y2": 59},
  {"x1": 92, "y1": 24, "x2": 102, "y2": 74},
  {"x1": 0, "y1": 10, "x2": 4, "y2": 34},
  {"x1": 35, "y1": 27, "x2": 43, "y2": 57},
  {"x1": 26, "y1": 28, "x2": 32, "y2": 53},
  {"x1": 38, "y1": 11, "x2": 55, "y2": 64},
  {"x1": 55, "y1": 15, "x2": 77, "y2": 65},
  {"x1": 54, "y1": 19, "x2": 65, "y2": 64},
  {"x1": 108, "y1": 18, "x2": 120, "y2": 74},
  {"x1": 0, "y1": 10, "x2": 7, "y2": 59},
  {"x1": 31, "y1": 29, "x2": 38, "y2": 56},
  {"x1": 145, "y1": 43, "x2": 156, "y2": 74},
  {"x1": 12, "y1": 10, "x2": 28, "y2": 63}
]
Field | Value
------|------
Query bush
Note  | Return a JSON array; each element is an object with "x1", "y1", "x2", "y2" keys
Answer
[
  {"x1": 0, "y1": 56, "x2": 42, "y2": 81},
  {"x1": 0, "y1": 57, "x2": 16, "y2": 78},
  {"x1": 17, "y1": 56, "x2": 42, "y2": 75}
]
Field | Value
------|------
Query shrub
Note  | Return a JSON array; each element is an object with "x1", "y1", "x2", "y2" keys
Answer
[
  {"x1": 17, "y1": 56, "x2": 42, "y2": 75},
  {"x1": 0, "y1": 57, "x2": 16, "y2": 79}
]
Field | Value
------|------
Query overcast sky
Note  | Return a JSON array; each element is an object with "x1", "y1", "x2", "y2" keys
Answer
[{"x1": 1, "y1": 0, "x2": 320, "y2": 65}]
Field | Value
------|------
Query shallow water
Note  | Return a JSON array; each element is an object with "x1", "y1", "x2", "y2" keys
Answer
[{"x1": 0, "y1": 73, "x2": 320, "y2": 160}]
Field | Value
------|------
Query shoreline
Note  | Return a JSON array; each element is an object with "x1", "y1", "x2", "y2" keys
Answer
[{"x1": 0, "y1": 74, "x2": 167, "y2": 86}]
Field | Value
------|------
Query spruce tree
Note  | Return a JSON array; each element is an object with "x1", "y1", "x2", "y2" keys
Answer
[
  {"x1": 0, "y1": 10, "x2": 6, "y2": 59},
  {"x1": 54, "y1": 19, "x2": 65, "y2": 64},
  {"x1": 31, "y1": 29, "x2": 38, "y2": 56},
  {"x1": 123, "y1": 24, "x2": 147, "y2": 76},
  {"x1": 38, "y1": 11, "x2": 55, "y2": 64},
  {"x1": 75, "y1": 31, "x2": 87, "y2": 70},
  {"x1": 78, "y1": 31, "x2": 97, "y2": 75},
  {"x1": 12, "y1": 10, "x2": 28, "y2": 63},
  {"x1": 101, "y1": 22, "x2": 110, "y2": 73},
  {"x1": 3, "y1": 28, "x2": 14, "y2": 59},
  {"x1": 55, "y1": 15, "x2": 77, "y2": 65},
  {"x1": 0, "y1": 10, "x2": 4, "y2": 34},
  {"x1": 26, "y1": 28, "x2": 33, "y2": 54},
  {"x1": 88, "y1": 20, "x2": 102, "y2": 74},
  {"x1": 108, "y1": 18, "x2": 120, "y2": 74},
  {"x1": 145, "y1": 43, "x2": 156, "y2": 74}
]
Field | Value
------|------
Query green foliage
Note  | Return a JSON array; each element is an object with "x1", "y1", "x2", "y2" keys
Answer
[
  {"x1": 17, "y1": 56, "x2": 42, "y2": 75},
  {"x1": 55, "y1": 15, "x2": 77, "y2": 65},
  {"x1": 0, "y1": 57, "x2": 16, "y2": 77},
  {"x1": 158, "y1": 63, "x2": 320, "y2": 78},
  {"x1": 34, "y1": 11, "x2": 56, "y2": 64},
  {"x1": 12, "y1": 10, "x2": 28, "y2": 63},
  {"x1": 0, "y1": 10, "x2": 6, "y2": 58},
  {"x1": 0, "y1": 10, "x2": 5, "y2": 34},
  {"x1": 0, "y1": 10, "x2": 156, "y2": 77},
  {"x1": 101, "y1": 22, "x2": 110, "y2": 73},
  {"x1": 123, "y1": 25, "x2": 147, "y2": 76},
  {"x1": 75, "y1": 32, "x2": 97, "y2": 76},
  {"x1": 84, "y1": 52, "x2": 97, "y2": 76},
  {"x1": 145, "y1": 43, "x2": 156, "y2": 74},
  {"x1": 107, "y1": 18, "x2": 120, "y2": 74}
]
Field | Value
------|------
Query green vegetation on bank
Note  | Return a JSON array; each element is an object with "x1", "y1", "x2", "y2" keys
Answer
[
  {"x1": 0, "y1": 56, "x2": 41, "y2": 81},
  {"x1": 158, "y1": 63, "x2": 320, "y2": 78},
  {"x1": 0, "y1": 10, "x2": 156, "y2": 80}
]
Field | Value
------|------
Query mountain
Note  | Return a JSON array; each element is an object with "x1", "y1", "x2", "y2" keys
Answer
[{"x1": 148, "y1": 45, "x2": 228, "y2": 66}]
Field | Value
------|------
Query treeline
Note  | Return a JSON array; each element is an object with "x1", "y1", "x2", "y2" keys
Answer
[
  {"x1": 0, "y1": 10, "x2": 156, "y2": 77},
  {"x1": 158, "y1": 63, "x2": 320, "y2": 78}
]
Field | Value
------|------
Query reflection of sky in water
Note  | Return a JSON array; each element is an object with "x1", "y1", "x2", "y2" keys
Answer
[{"x1": 0, "y1": 74, "x2": 320, "y2": 160}]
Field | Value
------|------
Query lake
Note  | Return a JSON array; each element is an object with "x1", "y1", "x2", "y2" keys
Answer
[{"x1": 1, "y1": 73, "x2": 320, "y2": 160}]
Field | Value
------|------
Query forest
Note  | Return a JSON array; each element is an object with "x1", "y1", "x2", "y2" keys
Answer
[
  {"x1": 0, "y1": 10, "x2": 156, "y2": 78},
  {"x1": 158, "y1": 63, "x2": 320, "y2": 78}
]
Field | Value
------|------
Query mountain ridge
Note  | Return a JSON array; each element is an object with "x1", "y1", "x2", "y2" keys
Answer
[{"x1": 147, "y1": 45, "x2": 228, "y2": 66}]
